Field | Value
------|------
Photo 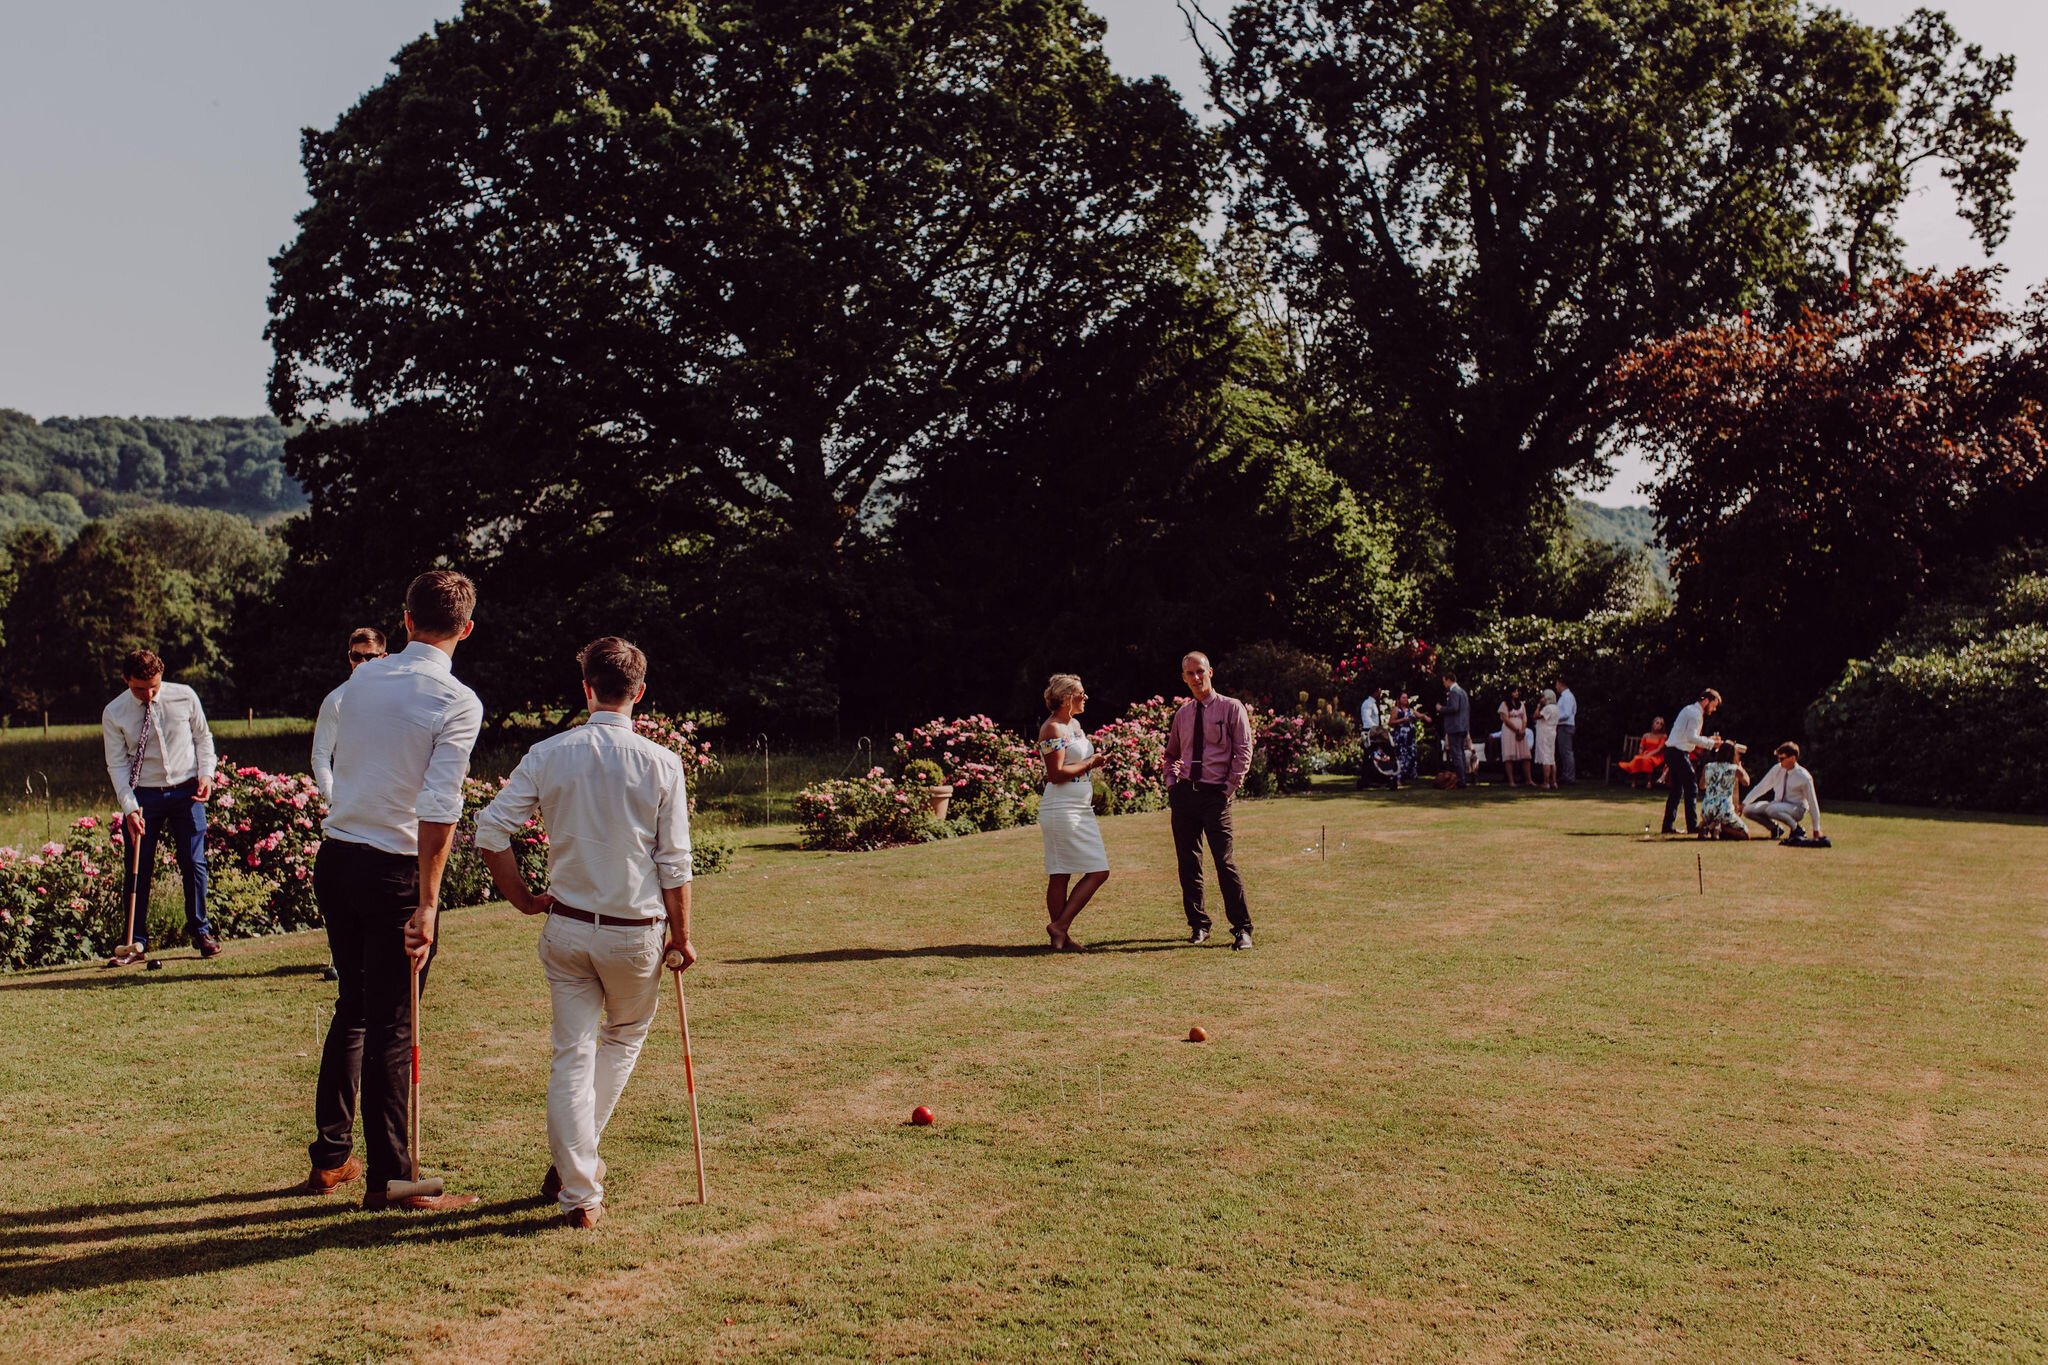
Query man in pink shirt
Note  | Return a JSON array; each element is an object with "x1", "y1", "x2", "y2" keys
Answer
[{"x1": 1161, "y1": 651, "x2": 1255, "y2": 949}]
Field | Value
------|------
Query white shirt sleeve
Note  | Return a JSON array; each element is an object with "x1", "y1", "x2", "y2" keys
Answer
[
  {"x1": 654, "y1": 755, "x2": 694, "y2": 887},
  {"x1": 188, "y1": 689, "x2": 215, "y2": 785},
  {"x1": 473, "y1": 749, "x2": 540, "y2": 853},
  {"x1": 1796, "y1": 767, "x2": 1820, "y2": 824},
  {"x1": 416, "y1": 691, "x2": 484, "y2": 826},
  {"x1": 1744, "y1": 767, "x2": 1779, "y2": 807},
  {"x1": 103, "y1": 700, "x2": 138, "y2": 815},
  {"x1": 311, "y1": 688, "x2": 342, "y2": 800},
  {"x1": 1670, "y1": 705, "x2": 1701, "y2": 754}
]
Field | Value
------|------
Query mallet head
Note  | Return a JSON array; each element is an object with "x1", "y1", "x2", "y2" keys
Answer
[
  {"x1": 663, "y1": 948, "x2": 685, "y2": 971},
  {"x1": 383, "y1": 1177, "x2": 444, "y2": 1200}
]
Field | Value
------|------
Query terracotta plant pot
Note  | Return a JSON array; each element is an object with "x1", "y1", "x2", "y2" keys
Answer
[{"x1": 924, "y1": 785, "x2": 954, "y2": 818}]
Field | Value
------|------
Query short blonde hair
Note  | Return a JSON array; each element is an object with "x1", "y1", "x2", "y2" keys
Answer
[{"x1": 1044, "y1": 673, "x2": 1084, "y2": 711}]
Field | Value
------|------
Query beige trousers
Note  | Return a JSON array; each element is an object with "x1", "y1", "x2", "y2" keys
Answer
[{"x1": 538, "y1": 913, "x2": 666, "y2": 1212}]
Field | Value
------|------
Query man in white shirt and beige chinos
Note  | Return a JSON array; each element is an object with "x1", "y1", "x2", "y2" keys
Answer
[
  {"x1": 476, "y1": 636, "x2": 696, "y2": 1229},
  {"x1": 301, "y1": 571, "x2": 484, "y2": 1211}
]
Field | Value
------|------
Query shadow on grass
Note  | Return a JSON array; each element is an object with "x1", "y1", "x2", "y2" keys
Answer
[
  {"x1": 0, "y1": 1195, "x2": 554, "y2": 1297},
  {"x1": 0, "y1": 961, "x2": 328, "y2": 993},
  {"x1": 731, "y1": 937, "x2": 1187, "y2": 964}
]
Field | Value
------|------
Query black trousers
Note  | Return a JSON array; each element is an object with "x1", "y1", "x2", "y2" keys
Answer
[
  {"x1": 1662, "y1": 747, "x2": 1700, "y2": 832},
  {"x1": 1169, "y1": 781, "x2": 1252, "y2": 934},
  {"x1": 309, "y1": 838, "x2": 435, "y2": 1188}
]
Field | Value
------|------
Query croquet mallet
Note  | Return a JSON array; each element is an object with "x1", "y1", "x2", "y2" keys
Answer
[
  {"x1": 385, "y1": 960, "x2": 445, "y2": 1200},
  {"x1": 108, "y1": 813, "x2": 144, "y2": 966},
  {"x1": 664, "y1": 947, "x2": 708, "y2": 1204}
]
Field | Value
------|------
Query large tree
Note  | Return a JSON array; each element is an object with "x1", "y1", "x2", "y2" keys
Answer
[
  {"x1": 267, "y1": 0, "x2": 1213, "y2": 724},
  {"x1": 1605, "y1": 269, "x2": 2048, "y2": 738},
  {"x1": 1196, "y1": 0, "x2": 2020, "y2": 618}
]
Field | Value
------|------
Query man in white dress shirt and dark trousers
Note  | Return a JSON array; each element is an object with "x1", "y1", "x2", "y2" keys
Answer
[
  {"x1": 1661, "y1": 687, "x2": 1722, "y2": 836},
  {"x1": 301, "y1": 571, "x2": 484, "y2": 1211},
  {"x1": 101, "y1": 648, "x2": 221, "y2": 966},
  {"x1": 475, "y1": 637, "x2": 696, "y2": 1229},
  {"x1": 311, "y1": 627, "x2": 389, "y2": 802}
]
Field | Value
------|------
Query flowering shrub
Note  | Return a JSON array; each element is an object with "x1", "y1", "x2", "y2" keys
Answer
[
  {"x1": 0, "y1": 827, "x2": 122, "y2": 970},
  {"x1": 893, "y1": 716, "x2": 1039, "y2": 832},
  {"x1": 1091, "y1": 701, "x2": 1173, "y2": 816},
  {"x1": 203, "y1": 764, "x2": 326, "y2": 933},
  {"x1": 1251, "y1": 713, "x2": 1318, "y2": 793},
  {"x1": 442, "y1": 776, "x2": 555, "y2": 910},
  {"x1": 793, "y1": 769, "x2": 941, "y2": 851}
]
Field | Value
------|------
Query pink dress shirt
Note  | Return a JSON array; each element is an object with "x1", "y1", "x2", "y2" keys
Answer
[{"x1": 1161, "y1": 692, "x2": 1254, "y2": 795}]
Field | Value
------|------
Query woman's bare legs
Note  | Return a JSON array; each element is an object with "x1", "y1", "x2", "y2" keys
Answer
[
  {"x1": 1045, "y1": 875, "x2": 1071, "y2": 950},
  {"x1": 1054, "y1": 871, "x2": 1110, "y2": 948},
  {"x1": 1519, "y1": 760, "x2": 1534, "y2": 787}
]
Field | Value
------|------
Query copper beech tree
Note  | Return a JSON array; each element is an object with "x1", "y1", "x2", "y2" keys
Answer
[{"x1": 1605, "y1": 269, "x2": 2048, "y2": 732}]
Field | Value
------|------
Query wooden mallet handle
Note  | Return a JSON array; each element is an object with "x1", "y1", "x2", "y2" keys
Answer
[{"x1": 664, "y1": 948, "x2": 708, "y2": 1204}]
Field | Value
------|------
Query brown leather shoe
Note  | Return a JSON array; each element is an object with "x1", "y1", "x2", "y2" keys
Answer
[
  {"x1": 563, "y1": 1203, "x2": 604, "y2": 1229},
  {"x1": 362, "y1": 1188, "x2": 479, "y2": 1212},
  {"x1": 301, "y1": 1156, "x2": 361, "y2": 1194},
  {"x1": 198, "y1": 934, "x2": 224, "y2": 959},
  {"x1": 540, "y1": 1158, "x2": 606, "y2": 1202}
]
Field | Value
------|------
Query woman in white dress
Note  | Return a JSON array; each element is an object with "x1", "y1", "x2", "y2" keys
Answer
[
  {"x1": 1497, "y1": 684, "x2": 1533, "y2": 787},
  {"x1": 1038, "y1": 674, "x2": 1108, "y2": 951},
  {"x1": 1533, "y1": 688, "x2": 1561, "y2": 790}
]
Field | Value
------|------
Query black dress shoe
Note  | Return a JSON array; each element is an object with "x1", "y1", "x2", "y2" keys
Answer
[
  {"x1": 1232, "y1": 929, "x2": 1253, "y2": 951},
  {"x1": 1188, "y1": 926, "x2": 1210, "y2": 945}
]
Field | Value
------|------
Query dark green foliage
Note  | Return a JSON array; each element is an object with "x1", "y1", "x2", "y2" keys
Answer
[
  {"x1": 1201, "y1": 0, "x2": 2021, "y2": 618},
  {"x1": 1569, "y1": 501, "x2": 1670, "y2": 587},
  {"x1": 1808, "y1": 553, "x2": 2048, "y2": 811},
  {"x1": 1440, "y1": 605, "x2": 1681, "y2": 754},
  {"x1": 265, "y1": 0, "x2": 1220, "y2": 729},
  {"x1": 0, "y1": 409, "x2": 301, "y2": 523},
  {"x1": 0, "y1": 509, "x2": 284, "y2": 719}
]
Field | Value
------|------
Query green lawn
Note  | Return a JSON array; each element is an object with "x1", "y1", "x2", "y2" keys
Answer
[{"x1": 1, "y1": 783, "x2": 2044, "y2": 1362}]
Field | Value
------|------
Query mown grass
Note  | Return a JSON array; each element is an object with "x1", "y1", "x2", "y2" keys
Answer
[{"x1": 0, "y1": 782, "x2": 2044, "y2": 1363}]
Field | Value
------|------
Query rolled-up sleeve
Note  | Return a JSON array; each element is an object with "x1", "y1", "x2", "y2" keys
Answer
[
  {"x1": 310, "y1": 689, "x2": 341, "y2": 800},
  {"x1": 189, "y1": 691, "x2": 216, "y2": 782},
  {"x1": 654, "y1": 754, "x2": 694, "y2": 885},
  {"x1": 1225, "y1": 700, "x2": 1253, "y2": 794},
  {"x1": 102, "y1": 704, "x2": 138, "y2": 814},
  {"x1": 416, "y1": 693, "x2": 484, "y2": 825},
  {"x1": 473, "y1": 750, "x2": 539, "y2": 853}
]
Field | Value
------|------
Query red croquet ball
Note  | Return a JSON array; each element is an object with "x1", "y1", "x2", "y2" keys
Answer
[
  {"x1": 911, "y1": 1105, "x2": 935, "y2": 1126},
  {"x1": 1188, "y1": 1026, "x2": 1207, "y2": 1043}
]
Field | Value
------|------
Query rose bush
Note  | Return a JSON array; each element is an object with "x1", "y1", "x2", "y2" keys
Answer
[
  {"x1": 793, "y1": 768, "x2": 941, "y2": 851},
  {"x1": 892, "y1": 716, "x2": 1039, "y2": 832}
]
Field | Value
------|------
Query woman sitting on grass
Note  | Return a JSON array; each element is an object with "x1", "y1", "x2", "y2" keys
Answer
[{"x1": 1037, "y1": 674, "x2": 1108, "y2": 951}]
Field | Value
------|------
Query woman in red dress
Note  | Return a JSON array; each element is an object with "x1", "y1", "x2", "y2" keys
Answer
[{"x1": 1617, "y1": 717, "x2": 1668, "y2": 787}]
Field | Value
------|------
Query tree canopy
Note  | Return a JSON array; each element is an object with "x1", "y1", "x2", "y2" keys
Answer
[
  {"x1": 0, "y1": 410, "x2": 301, "y2": 526},
  {"x1": 1197, "y1": 0, "x2": 2021, "y2": 617}
]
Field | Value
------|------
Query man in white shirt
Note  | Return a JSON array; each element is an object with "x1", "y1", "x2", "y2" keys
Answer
[
  {"x1": 1743, "y1": 742, "x2": 1825, "y2": 842},
  {"x1": 475, "y1": 637, "x2": 696, "y2": 1229},
  {"x1": 1661, "y1": 687, "x2": 1723, "y2": 836},
  {"x1": 1359, "y1": 690, "x2": 1381, "y2": 736},
  {"x1": 101, "y1": 648, "x2": 220, "y2": 966},
  {"x1": 310, "y1": 627, "x2": 389, "y2": 802},
  {"x1": 1552, "y1": 674, "x2": 1578, "y2": 785},
  {"x1": 302, "y1": 571, "x2": 484, "y2": 1212},
  {"x1": 311, "y1": 627, "x2": 388, "y2": 982}
]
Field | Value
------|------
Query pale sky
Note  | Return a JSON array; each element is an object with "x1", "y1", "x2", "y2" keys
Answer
[{"x1": 2, "y1": 0, "x2": 2040, "y2": 505}]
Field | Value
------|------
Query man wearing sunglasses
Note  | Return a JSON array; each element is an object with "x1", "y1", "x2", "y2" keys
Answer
[
  {"x1": 312, "y1": 628, "x2": 389, "y2": 803},
  {"x1": 310, "y1": 628, "x2": 388, "y2": 982}
]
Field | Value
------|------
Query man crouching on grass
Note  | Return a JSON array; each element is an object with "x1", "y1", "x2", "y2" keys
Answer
[{"x1": 475, "y1": 637, "x2": 696, "y2": 1229}]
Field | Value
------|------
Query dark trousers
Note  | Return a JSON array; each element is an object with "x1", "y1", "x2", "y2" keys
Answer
[
  {"x1": 121, "y1": 780, "x2": 211, "y2": 950},
  {"x1": 1662, "y1": 747, "x2": 1700, "y2": 832},
  {"x1": 1169, "y1": 781, "x2": 1251, "y2": 934},
  {"x1": 309, "y1": 837, "x2": 434, "y2": 1187},
  {"x1": 1446, "y1": 731, "x2": 1470, "y2": 786},
  {"x1": 1557, "y1": 723, "x2": 1576, "y2": 784}
]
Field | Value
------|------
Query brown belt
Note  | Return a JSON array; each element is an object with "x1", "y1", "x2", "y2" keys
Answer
[{"x1": 548, "y1": 902, "x2": 662, "y2": 929}]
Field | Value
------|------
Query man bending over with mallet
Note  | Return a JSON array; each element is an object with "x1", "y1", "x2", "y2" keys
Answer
[
  {"x1": 475, "y1": 636, "x2": 696, "y2": 1229},
  {"x1": 300, "y1": 571, "x2": 483, "y2": 1211},
  {"x1": 101, "y1": 648, "x2": 221, "y2": 966}
]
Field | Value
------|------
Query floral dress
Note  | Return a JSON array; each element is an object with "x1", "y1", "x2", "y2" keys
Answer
[{"x1": 1392, "y1": 704, "x2": 1419, "y2": 780}]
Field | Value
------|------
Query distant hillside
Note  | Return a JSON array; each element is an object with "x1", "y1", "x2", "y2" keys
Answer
[
  {"x1": 0, "y1": 410, "x2": 303, "y2": 542},
  {"x1": 1570, "y1": 499, "x2": 1668, "y2": 583}
]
